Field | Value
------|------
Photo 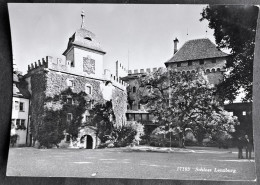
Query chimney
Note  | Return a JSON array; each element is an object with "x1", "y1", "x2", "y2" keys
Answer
[{"x1": 174, "y1": 37, "x2": 179, "y2": 54}]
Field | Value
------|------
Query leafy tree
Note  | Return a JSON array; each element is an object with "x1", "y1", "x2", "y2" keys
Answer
[
  {"x1": 88, "y1": 101, "x2": 115, "y2": 143},
  {"x1": 200, "y1": 5, "x2": 259, "y2": 102},
  {"x1": 88, "y1": 101, "x2": 144, "y2": 147},
  {"x1": 38, "y1": 110, "x2": 65, "y2": 148},
  {"x1": 139, "y1": 68, "x2": 239, "y2": 147}
]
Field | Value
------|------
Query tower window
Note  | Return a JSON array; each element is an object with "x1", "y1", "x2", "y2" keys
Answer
[
  {"x1": 133, "y1": 86, "x2": 136, "y2": 93},
  {"x1": 188, "y1": 61, "x2": 192, "y2": 66},
  {"x1": 84, "y1": 37, "x2": 92, "y2": 41},
  {"x1": 67, "y1": 79, "x2": 75, "y2": 88},
  {"x1": 67, "y1": 113, "x2": 73, "y2": 122},
  {"x1": 67, "y1": 97, "x2": 73, "y2": 105},
  {"x1": 177, "y1": 63, "x2": 181, "y2": 67},
  {"x1": 71, "y1": 61, "x2": 74, "y2": 67},
  {"x1": 212, "y1": 59, "x2": 217, "y2": 63},
  {"x1": 85, "y1": 84, "x2": 92, "y2": 94},
  {"x1": 242, "y1": 111, "x2": 246, "y2": 116},
  {"x1": 199, "y1": 60, "x2": 204, "y2": 65}
]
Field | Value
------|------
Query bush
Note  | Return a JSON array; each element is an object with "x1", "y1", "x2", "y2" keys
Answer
[{"x1": 112, "y1": 121, "x2": 144, "y2": 147}]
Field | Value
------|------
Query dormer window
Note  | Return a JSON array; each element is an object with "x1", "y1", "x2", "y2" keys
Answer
[{"x1": 84, "y1": 37, "x2": 92, "y2": 41}]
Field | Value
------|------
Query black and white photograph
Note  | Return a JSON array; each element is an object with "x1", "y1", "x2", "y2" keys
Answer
[{"x1": 6, "y1": 3, "x2": 258, "y2": 181}]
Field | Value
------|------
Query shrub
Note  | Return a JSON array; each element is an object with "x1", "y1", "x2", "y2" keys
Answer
[{"x1": 111, "y1": 121, "x2": 144, "y2": 147}]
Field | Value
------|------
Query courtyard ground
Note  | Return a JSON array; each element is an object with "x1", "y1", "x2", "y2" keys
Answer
[{"x1": 6, "y1": 146, "x2": 256, "y2": 181}]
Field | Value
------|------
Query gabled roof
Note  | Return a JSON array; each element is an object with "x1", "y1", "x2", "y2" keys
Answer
[
  {"x1": 165, "y1": 38, "x2": 228, "y2": 65},
  {"x1": 63, "y1": 28, "x2": 106, "y2": 55}
]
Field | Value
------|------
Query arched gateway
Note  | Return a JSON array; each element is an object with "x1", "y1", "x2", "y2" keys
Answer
[
  {"x1": 78, "y1": 126, "x2": 99, "y2": 149},
  {"x1": 86, "y1": 135, "x2": 93, "y2": 149}
]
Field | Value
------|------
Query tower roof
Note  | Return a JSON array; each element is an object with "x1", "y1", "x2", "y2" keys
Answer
[
  {"x1": 63, "y1": 28, "x2": 106, "y2": 55},
  {"x1": 165, "y1": 38, "x2": 228, "y2": 65},
  {"x1": 63, "y1": 11, "x2": 106, "y2": 55}
]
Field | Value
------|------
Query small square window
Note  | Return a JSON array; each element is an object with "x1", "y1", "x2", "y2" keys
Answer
[
  {"x1": 242, "y1": 111, "x2": 246, "y2": 116},
  {"x1": 67, "y1": 80, "x2": 74, "y2": 88},
  {"x1": 71, "y1": 61, "x2": 74, "y2": 67},
  {"x1": 21, "y1": 119, "x2": 25, "y2": 127},
  {"x1": 67, "y1": 97, "x2": 73, "y2": 105},
  {"x1": 212, "y1": 59, "x2": 217, "y2": 63},
  {"x1": 16, "y1": 119, "x2": 20, "y2": 126},
  {"x1": 19, "y1": 102, "x2": 24, "y2": 111},
  {"x1": 177, "y1": 63, "x2": 181, "y2": 67},
  {"x1": 67, "y1": 113, "x2": 73, "y2": 122},
  {"x1": 199, "y1": 60, "x2": 204, "y2": 65},
  {"x1": 85, "y1": 85, "x2": 92, "y2": 94},
  {"x1": 188, "y1": 61, "x2": 192, "y2": 66}
]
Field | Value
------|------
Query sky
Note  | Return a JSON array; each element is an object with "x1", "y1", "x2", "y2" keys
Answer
[{"x1": 8, "y1": 4, "x2": 216, "y2": 75}]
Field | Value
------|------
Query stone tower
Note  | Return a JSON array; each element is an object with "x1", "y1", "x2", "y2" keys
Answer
[{"x1": 165, "y1": 38, "x2": 228, "y2": 85}]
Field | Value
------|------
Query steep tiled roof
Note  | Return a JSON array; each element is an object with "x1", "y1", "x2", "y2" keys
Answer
[
  {"x1": 165, "y1": 38, "x2": 228, "y2": 65},
  {"x1": 13, "y1": 72, "x2": 30, "y2": 99},
  {"x1": 63, "y1": 28, "x2": 106, "y2": 55}
]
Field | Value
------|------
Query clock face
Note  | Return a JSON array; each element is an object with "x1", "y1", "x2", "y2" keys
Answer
[{"x1": 83, "y1": 57, "x2": 95, "y2": 74}]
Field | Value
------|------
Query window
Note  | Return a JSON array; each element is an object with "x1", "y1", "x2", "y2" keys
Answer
[
  {"x1": 85, "y1": 84, "x2": 92, "y2": 94},
  {"x1": 212, "y1": 59, "x2": 217, "y2": 63},
  {"x1": 84, "y1": 37, "x2": 92, "y2": 41},
  {"x1": 67, "y1": 113, "x2": 73, "y2": 122},
  {"x1": 67, "y1": 79, "x2": 74, "y2": 88},
  {"x1": 19, "y1": 102, "x2": 24, "y2": 111},
  {"x1": 16, "y1": 119, "x2": 20, "y2": 126},
  {"x1": 242, "y1": 111, "x2": 246, "y2": 116},
  {"x1": 133, "y1": 86, "x2": 136, "y2": 93},
  {"x1": 188, "y1": 61, "x2": 192, "y2": 66},
  {"x1": 71, "y1": 61, "x2": 74, "y2": 67},
  {"x1": 199, "y1": 60, "x2": 204, "y2": 65},
  {"x1": 177, "y1": 63, "x2": 181, "y2": 67},
  {"x1": 67, "y1": 97, "x2": 73, "y2": 105},
  {"x1": 21, "y1": 119, "x2": 25, "y2": 127},
  {"x1": 138, "y1": 102, "x2": 141, "y2": 109},
  {"x1": 15, "y1": 101, "x2": 19, "y2": 110}
]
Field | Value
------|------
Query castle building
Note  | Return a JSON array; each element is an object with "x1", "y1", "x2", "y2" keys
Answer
[
  {"x1": 11, "y1": 64, "x2": 30, "y2": 146},
  {"x1": 165, "y1": 38, "x2": 228, "y2": 85},
  {"x1": 21, "y1": 11, "x2": 128, "y2": 149},
  {"x1": 122, "y1": 38, "x2": 229, "y2": 135}
]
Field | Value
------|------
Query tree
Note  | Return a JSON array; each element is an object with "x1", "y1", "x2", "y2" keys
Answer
[
  {"x1": 139, "y1": 68, "x2": 239, "y2": 147},
  {"x1": 38, "y1": 110, "x2": 65, "y2": 148},
  {"x1": 88, "y1": 101, "x2": 115, "y2": 143},
  {"x1": 138, "y1": 68, "x2": 172, "y2": 146},
  {"x1": 200, "y1": 5, "x2": 259, "y2": 102},
  {"x1": 88, "y1": 101, "x2": 144, "y2": 147}
]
